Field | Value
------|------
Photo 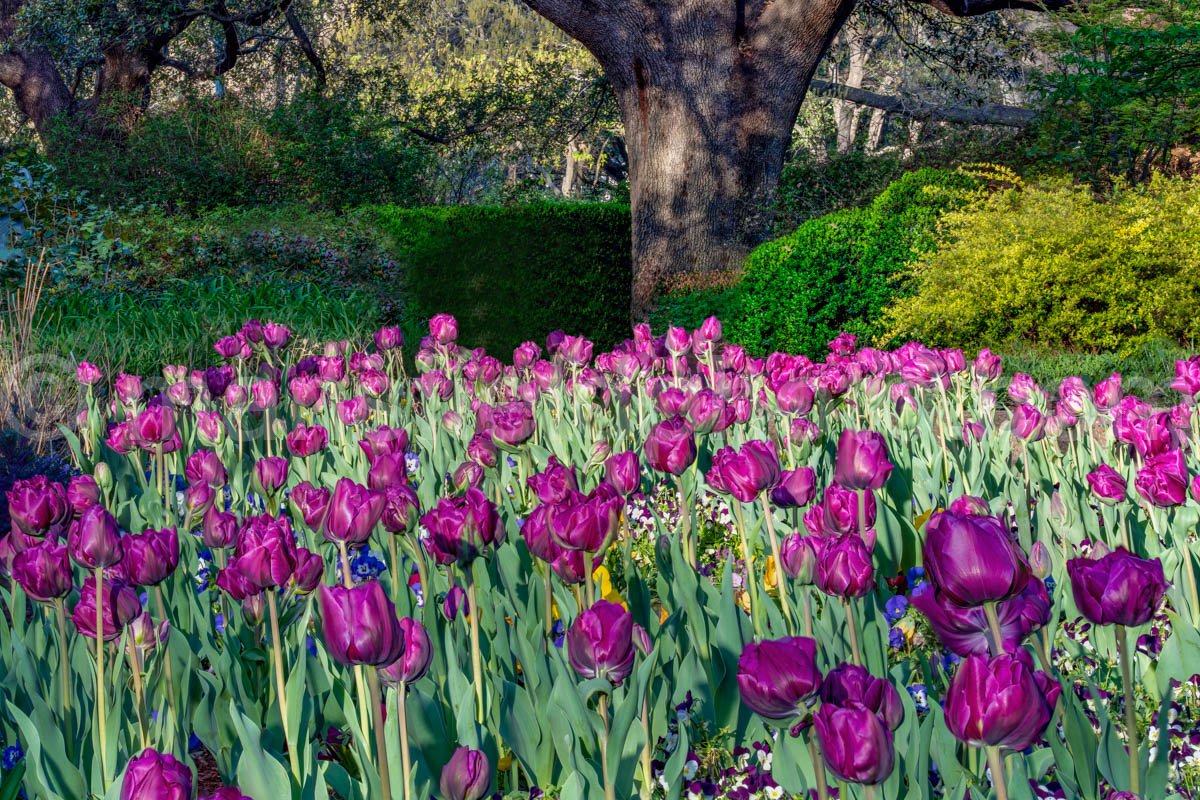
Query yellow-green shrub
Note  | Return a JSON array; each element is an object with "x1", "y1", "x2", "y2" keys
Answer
[{"x1": 881, "y1": 176, "x2": 1200, "y2": 353}]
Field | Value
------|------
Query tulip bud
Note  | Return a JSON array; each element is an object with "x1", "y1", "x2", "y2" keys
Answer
[
  {"x1": 68, "y1": 505, "x2": 123, "y2": 569},
  {"x1": 779, "y1": 534, "x2": 821, "y2": 583},
  {"x1": 1029, "y1": 542, "x2": 1051, "y2": 581},
  {"x1": 380, "y1": 617, "x2": 433, "y2": 685},
  {"x1": 567, "y1": 600, "x2": 635, "y2": 685},
  {"x1": 439, "y1": 747, "x2": 491, "y2": 800}
]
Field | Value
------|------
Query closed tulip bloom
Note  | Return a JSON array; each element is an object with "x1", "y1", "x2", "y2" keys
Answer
[
  {"x1": 774, "y1": 380, "x2": 814, "y2": 415},
  {"x1": 380, "y1": 483, "x2": 419, "y2": 534},
  {"x1": 1134, "y1": 449, "x2": 1189, "y2": 508},
  {"x1": 834, "y1": 430, "x2": 893, "y2": 491},
  {"x1": 922, "y1": 510, "x2": 1029, "y2": 607},
  {"x1": 549, "y1": 486, "x2": 620, "y2": 552},
  {"x1": 215, "y1": 565, "x2": 261, "y2": 602},
  {"x1": 359, "y1": 426, "x2": 409, "y2": 463},
  {"x1": 337, "y1": 396, "x2": 370, "y2": 427},
  {"x1": 452, "y1": 462, "x2": 484, "y2": 492},
  {"x1": 288, "y1": 482, "x2": 331, "y2": 532},
  {"x1": 520, "y1": 505, "x2": 559, "y2": 562},
  {"x1": 737, "y1": 636, "x2": 822, "y2": 720},
  {"x1": 68, "y1": 505, "x2": 123, "y2": 569},
  {"x1": 685, "y1": 390, "x2": 728, "y2": 434},
  {"x1": 527, "y1": 458, "x2": 578, "y2": 504},
  {"x1": 604, "y1": 451, "x2": 641, "y2": 497},
  {"x1": 234, "y1": 514, "x2": 297, "y2": 590},
  {"x1": 820, "y1": 663, "x2": 904, "y2": 730},
  {"x1": 73, "y1": 575, "x2": 141, "y2": 640},
  {"x1": 466, "y1": 434, "x2": 497, "y2": 469},
  {"x1": 122, "y1": 528, "x2": 179, "y2": 586},
  {"x1": 289, "y1": 548, "x2": 324, "y2": 594},
  {"x1": 120, "y1": 748, "x2": 193, "y2": 800},
  {"x1": 381, "y1": 617, "x2": 433, "y2": 686},
  {"x1": 1171, "y1": 356, "x2": 1200, "y2": 398},
  {"x1": 944, "y1": 654, "x2": 1061, "y2": 750},
  {"x1": 821, "y1": 484, "x2": 876, "y2": 535},
  {"x1": 779, "y1": 534, "x2": 821, "y2": 583},
  {"x1": 442, "y1": 584, "x2": 468, "y2": 620},
  {"x1": 771, "y1": 467, "x2": 817, "y2": 508},
  {"x1": 106, "y1": 421, "x2": 136, "y2": 455},
  {"x1": 490, "y1": 400, "x2": 536, "y2": 447},
  {"x1": 318, "y1": 580, "x2": 405, "y2": 667},
  {"x1": 707, "y1": 440, "x2": 782, "y2": 503},
  {"x1": 643, "y1": 417, "x2": 697, "y2": 476},
  {"x1": 185, "y1": 483, "x2": 216, "y2": 517},
  {"x1": 1086, "y1": 464, "x2": 1127, "y2": 505},
  {"x1": 252, "y1": 457, "x2": 289, "y2": 498},
  {"x1": 323, "y1": 478, "x2": 385, "y2": 545},
  {"x1": 911, "y1": 580, "x2": 1049, "y2": 657},
  {"x1": 973, "y1": 349, "x2": 1002, "y2": 382},
  {"x1": 183, "y1": 451, "x2": 226, "y2": 489},
  {"x1": 1067, "y1": 548, "x2": 1166, "y2": 627},
  {"x1": 201, "y1": 507, "x2": 239, "y2": 549},
  {"x1": 816, "y1": 534, "x2": 875, "y2": 599},
  {"x1": 67, "y1": 474, "x2": 101, "y2": 516},
  {"x1": 429, "y1": 313, "x2": 458, "y2": 345},
  {"x1": 1093, "y1": 372, "x2": 1123, "y2": 410},
  {"x1": 77, "y1": 361, "x2": 103, "y2": 385},
  {"x1": 195, "y1": 412, "x2": 226, "y2": 447},
  {"x1": 440, "y1": 747, "x2": 491, "y2": 800},
  {"x1": 567, "y1": 600, "x2": 636, "y2": 684},
  {"x1": 250, "y1": 379, "x2": 279, "y2": 411},
  {"x1": 289, "y1": 374, "x2": 323, "y2": 408},
  {"x1": 1010, "y1": 403, "x2": 1045, "y2": 442},
  {"x1": 11, "y1": 541, "x2": 72, "y2": 601},
  {"x1": 421, "y1": 488, "x2": 502, "y2": 566},
  {"x1": 375, "y1": 326, "x2": 403, "y2": 351},
  {"x1": 133, "y1": 403, "x2": 176, "y2": 447},
  {"x1": 286, "y1": 424, "x2": 329, "y2": 458},
  {"x1": 7, "y1": 475, "x2": 70, "y2": 537},
  {"x1": 813, "y1": 704, "x2": 895, "y2": 785},
  {"x1": 114, "y1": 373, "x2": 144, "y2": 405}
]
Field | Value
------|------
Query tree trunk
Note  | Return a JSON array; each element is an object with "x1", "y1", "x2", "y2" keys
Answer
[{"x1": 0, "y1": 49, "x2": 72, "y2": 136}]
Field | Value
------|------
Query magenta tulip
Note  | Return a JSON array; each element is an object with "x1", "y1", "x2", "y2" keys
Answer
[
  {"x1": 834, "y1": 430, "x2": 893, "y2": 491},
  {"x1": 1067, "y1": 548, "x2": 1166, "y2": 627},
  {"x1": 737, "y1": 636, "x2": 822, "y2": 720},
  {"x1": 566, "y1": 600, "x2": 635, "y2": 685},
  {"x1": 120, "y1": 748, "x2": 193, "y2": 800},
  {"x1": 318, "y1": 580, "x2": 405, "y2": 667}
]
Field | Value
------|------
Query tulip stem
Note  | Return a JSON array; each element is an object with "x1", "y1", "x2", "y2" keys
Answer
[
  {"x1": 985, "y1": 746, "x2": 1008, "y2": 800},
  {"x1": 1116, "y1": 625, "x2": 1140, "y2": 794},
  {"x1": 267, "y1": 589, "x2": 301, "y2": 783},
  {"x1": 674, "y1": 476, "x2": 695, "y2": 569},
  {"x1": 94, "y1": 567, "x2": 109, "y2": 787},
  {"x1": 127, "y1": 643, "x2": 149, "y2": 750},
  {"x1": 802, "y1": 591, "x2": 813, "y2": 639},
  {"x1": 805, "y1": 732, "x2": 830, "y2": 800},
  {"x1": 983, "y1": 602, "x2": 1007, "y2": 657},
  {"x1": 55, "y1": 598, "x2": 71, "y2": 717},
  {"x1": 584, "y1": 550, "x2": 596, "y2": 609},
  {"x1": 398, "y1": 680, "x2": 413, "y2": 800},
  {"x1": 640, "y1": 695, "x2": 653, "y2": 800},
  {"x1": 368, "y1": 668, "x2": 392, "y2": 800},
  {"x1": 1181, "y1": 543, "x2": 1200, "y2": 628},
  {"x1": 598, "y1": 693, "x2": 616, "y2": 800},
  {"x1": 467, "y1": 574, "x2": 485, "y2": 724},
  {"x1": 760, "y1": 496, "x2": 793, "y2": 633},
  {"x1": 152, "y1": 585, "x2": 178, "y2": 728},
  {"x1": 841, "y1": 597, "x2": 862, "y2": 666},
  {"x1": 733, "y1": 502, "x2": 763, "y2": 640}
]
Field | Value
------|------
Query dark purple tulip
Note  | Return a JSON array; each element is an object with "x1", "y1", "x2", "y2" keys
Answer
[
  {"x1": 771, "y1": 467, "x2": 817, "y2": 508},
  {"x1": 233, "y1": 514, "x2": 297, "y2": 590},
  {"x1": 643, "y1": 417, "x2": 697, "y2": 476},
  {"x1": 381, "y1": 617, "x2": 433, "y2": 685},
  {"x1": 202, "y1": 508, "x2": 239, "y2": 549},
  {"x1": 489, "y1": 400, "x2": 535, "y2": 447},
  {"x1": 814, "y1": 704, "x2": 895, "y2": 785},
  {"x1": 420, "y1": 488, "x2": 502, "y2": 566},
  {"x1": 184, "y1": 483, "x2": 216, "y2": 517},
  {"x1": 286, "y1": 424, "x2": 329, "y2": 458},
  {"x1": 72, "y1": 575, "x2": 141, "y2": 641},
  {"x1": 604, "y1": 451, "x2": 641, "y2": 497},
  {"x1": 527, "y1": 458, "x2": 578, "y2": 504},
  {"x1": 922, "y1": 510, "x2": 1029, "y2": 607},
  {"x1": 567, "y1": 600, "x2": 635, "y2": 685},
  {"x1": 67, "y1": 475, "x2": 101, "y2": 516},
  {"x1": 821, "y1": 484, "x2": 875, "y2": 535},
  {"x1": 318, "y1": 581, "x2": 405, "y2": 667},
  {"x1": 1067, "y1": 548, "x2": 1166, "y2": 627},
  {"x1": 466, "y1": 434, "x2": 498, "y2": 469},
  {"x1": 736, "y1": 636, "x2": 822, "y2": 720},
  {"x1": 820, "y1": 663, "x2": 903, "y2": 730},
  {"x1": 1087, "y1": 464, "x2": 1127, "y2": 505},
  {"x1": 121, "y1": 528, "x2": 179, "y2": 586},
  {"x1": 442, "y1": 584, "x2": 468, "y2": 620},
  {"x1": 549, "y1": 486, "x2": 620, "y2": 552},
  {"x1": 216, "y1": 566, "x2": 261, "y2": 602},
  {"x1": 779, "y1": 534, "x2": 821, "y2": 583},
  {"x1": 912, "y1": 580, "x2": 1049, "y2": 657},
  {"x1": 1134, "y1": 449, "x2": 1189, "y2": 507},
  {"x1": 289, "y1": 548, "x2": 324, "y2": 594},
  {"x1": 253, "y1": 457, "x2": 289, "y2": 498},
  {"x1": 834, "y1": 430, "x2": 893, "y2": 491},
  {"x1": 706, "y1": 440, "x2": 782, "y2": 503},
  {"x1": 520, "y1": 505, "x2": 559, "y2": 562},
  {"x1": 323, "y1": 478, "x2": 385, "y2": 545},
  {"x1": 452, "y1": 462, "x2": 485, "y2": 492},
  {"x1": 120, "y1": 748, "x2": 193, "y2": 800},
  {"x1": 68, "y1": 505, "x2": 123, "y2": 569},
  {"x1": 11, "y1": 541, "x2": 72, "y2": 601},
  {"x1": 7, "y1": 475, "x2": 70, "y2": 537},
  {"x1": 944, "y1": 654, "x2": 1061, "y2": 749},
  {"x1": 816, "y1": 534, "x2": 875, "y2": 599},
  {"x1": 439, "y1": 747, "x2": 491, "y2": 800}
]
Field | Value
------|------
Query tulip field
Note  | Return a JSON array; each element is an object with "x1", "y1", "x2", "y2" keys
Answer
[{"x1": 4, "y1": 315, "x2": 1200, "y2": 800}]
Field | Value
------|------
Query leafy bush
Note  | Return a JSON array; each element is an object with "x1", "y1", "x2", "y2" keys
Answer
[
  {"x1": 657, "y1": 167, "x2": 987, "y2": 358},
  {"x1": 881, "y1": 175, "x2": 1200, "y2": 353},
  {"x1": 775, "y1": 150, "x2": 906, "y2": 230},
  {"x1": 372, "y1": 202, "x2": 631, "y2": 355}
]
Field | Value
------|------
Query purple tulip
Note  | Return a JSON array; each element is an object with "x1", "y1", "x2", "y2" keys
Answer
[
  {"x1": 604, "y1": 451, "x2": 641, "y2": 497},
  {"x1": 527, "y1": 458, "x2": 578, "y2": 504},
  {"x1": 489, "y1": 401, "x2": 535, "y2": 447},
  {"x1": 774, "y1": 380, "x2": 814, "y2": 415},
  {"x1": 201, "y1": 507, "x2": 239, "y2": 549},
  {"x1": 66, "y1": 475, "x2": 101, "y2": 516},
  {"x1": 375, "y1": 326, "x2": 403, "y2": 351},
  {"x1": 944, "y1": 653, "x2": 1061, "y2": 749},
  {"x1": 922, "y1": 510, "x2": 1029, "y2": 607},
  {"x1": 381, "y1": 617, "x2": 433, "y2": 685},
  {"x1": 200, "y1": 788, "x2": 252, "y2": 800},
  {"x1": 816, "y1": 534, "x2": 875, "y2": 599},
  {"x1": 820, "y1": 663, "x2": 903, "y2": 730},
  {"x1": 114, "y1": 373, "x2": 144, "y2": 405},
  {"x1": 549, "y1": 486, "x2": 620, "y2": 552},
  {"x1": 1134, "y1": 449, "x2": 1189, "y2": 507},
  {"x1": 439, "y1": 747, "x2": 491, "y2": 800},
  {"x1": 7, "y1": 475, "x2": 70, "y2": 537},
  {"x1": 911, "y1": 580, "x2": 1049, "y2": 657},
  {"x1": 253, "y1": 457, "x2": 289, "y2": 498},
  {"x1": 834, "y1": 430, "x2": 893, "y2": 491},
  {"x1": 359, "y1": 426, "x2": 409, "y2": 463},
  {"x1": 286, "y1": 424, "x2": 329, "y2": 458},
  {"x1": 323, "y1": 478, "x2": 385, "y2": 545},
  {"x1": 770, "y1": 467, "x2": 817, "y2": 508},
  {"x1": 442, "y1": 584, "x2": 468, "y2": 620},
  {"x1": 381, "y1": 483, "x2": 419, "y2": 534},
  {"x1": 779, "y1": 534, "x2": 821, "y2": 583},
  {"x1": 233, "y1": 514, "x2": 297, "y2": 590},
  {"x1": 120, "y1": 748, "x2": 193, "y2": 800},
  {"x1": 133, "y1": 403, "x2": 176, "y2": 448},
  {"x1": 566, "y1": 600, "x2": 635, "y2": 685},
  {"x1": 520, "y1": 505, "x2": 558, "y2": 562},
  {"x1": 1094, "y1": 373, "x2": 1123, "y2": 410},
  {"x1": 121, "y1": 528, "x2": 179, "y2": 586},
  {"x1": 684, "y1": 390, "x2": 729, "y2": 434},
  {"x1": 643, "y1": 417, "x2": 697, "y2": 476},
  {"x1": 420, "y1": 488, "x2": 502, "y2": 566},
  {"x1": 429, "y1": 313, "x2": 458, "y2": 345},
  {"x1": 973, "y1": 349, "x2": 1002, "y2": 382},
  {"x1": 1067, "y1": 548, "x2": 1166, "y2": 627},
  {"x1": 1171, "y1": 356, "x2": 1200, "y2": 398},
  {"x1": 72, "y1": 575, "x2": 141, "y2": 641},
  {"x1": 813, "y1": 704, "x2": 895, "y2": 785},
  {"x1": 1087, "y1": 464, "x2": 1127, "y2": 505},
  {"x1": 337, "y1": 396, "x2": 370, "y2": 427},
  {"x1": 707, "y1": 440, "x2": 782, "y2": 503},
  {"x1": 318, "y1": 580, "x2": 405, "y2": 667},
  {"x1": 289, "y1": 548, "x2": 324, "y2": 594},
  {"x1": 11, "y1": 541, "x2": 72, "y2": 602},
  {"x1": 820, "y1": 484, "x2": 876, "y2": 535},
  {"x1": 77, "y1": 361, "x2": 103, "y2": 385},
  {"x1": 68, "y1": 505, "x2": 123, "y2": 569},
  {"x1": 736, "y1": 636, "x2": 822, "y2": 720},
  {"x1": 1010, "y1": 403, "x2": 1045, "y2": 442}
]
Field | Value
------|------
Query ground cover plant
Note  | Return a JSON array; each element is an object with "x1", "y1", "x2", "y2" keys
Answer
[{"x1": 1, "y1": 316, "x2": 1199, "y2": 800}]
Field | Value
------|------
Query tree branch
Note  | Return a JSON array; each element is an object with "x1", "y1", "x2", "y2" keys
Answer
[
  {"x1": 808, "y1": 78, "x2": 1038, "y2": 126},
  {"x1": 917, "y1": 0, "x2": 1076, "y2": 15},
  {"x1": 284, "y1": 4, "x2": 326, "y2": 86}
]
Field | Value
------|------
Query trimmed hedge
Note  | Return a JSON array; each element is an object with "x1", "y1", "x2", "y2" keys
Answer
[{"x1": 372, "y1": 203, "x2": 631, "y2": 357}]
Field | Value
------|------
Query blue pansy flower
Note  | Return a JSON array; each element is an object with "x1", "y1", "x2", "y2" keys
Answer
[
  {"x1": 2, "y1": 744, "x2": 22, "y2": 770},
  {"x1": 884, "y1": 595, "x2": 908, "y2": 623}
]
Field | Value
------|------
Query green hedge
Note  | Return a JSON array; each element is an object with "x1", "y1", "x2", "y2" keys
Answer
[{"x1": 372, "y1": 203, "x2": 631, "y2": 356}]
